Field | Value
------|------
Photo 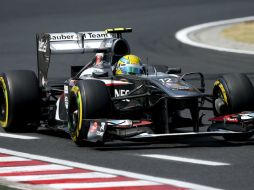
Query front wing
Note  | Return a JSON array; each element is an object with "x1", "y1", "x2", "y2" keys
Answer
[{"x1": 84, "y1": 113, "x2": 254, "y2": 143}]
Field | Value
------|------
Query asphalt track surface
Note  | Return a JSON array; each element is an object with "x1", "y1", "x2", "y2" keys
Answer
[{"x1": 1, "y1": 0, "x2": 254, "y2": 190}]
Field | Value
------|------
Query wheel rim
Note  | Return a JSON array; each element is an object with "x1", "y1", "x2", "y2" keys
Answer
[
  {"x1": 214, "y1": 80, "x2": 229, "y2": 105},
  {"x1": 214, "y1": 88, "x2": 227, "y2": 115},
  {"x1": 69, "y1": 103, "x2": 79, "y2": 133},
  {"x1": 0, "y1": 77, "x2": 8, "y2": 127},
  {"x1": 72, "y1": 110, "x2": 78, "y2": 128},
  {"x1": 69, "y1": 96, "x2": 78, "y2": 132},
  {"x1": 69, "y1": 86, "x2": 83, "y2": 142},
  {"x1": 214, "y1": 80, "x2": 231, "y2": 115}
]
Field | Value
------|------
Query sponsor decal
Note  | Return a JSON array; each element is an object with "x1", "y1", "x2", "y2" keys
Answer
[
  {"x1": 83, "y1": 32, "x2": 112, "y2": 40},
  {"x1": 64, "y1": 85, "x2": 69, "y2": 109},
  {"x1": 50, "y1": 33, "x2": 77, "y2": 41},
  {"x1": 159, "y1": 78, "x2": 174, "y2": 85},
  {"x1": 87, "y1": 121, "x2": 106, "y2": 141},
  {"x1": 114, "y1": 89, "x2": 130, "y2": 102},
  {"x1": 89, "y1": 121, "x2": 99, "y2": 133},
  {"x1": 89, "y1": 121, "x2": 106, "y2": 136},
  {"x1": 107, "y1": 120, "x2": 132, "y2": 126},
  {"x1": 96, "y1": 122, "x2": 106, "y2": 137},
  {"x1": 114, "y1": 89, "x2": 130, "y2": 97},
  {"x1": 64, "y1": 96, "x2": 68, "y2": 110},
  {"x1": 41, "y1": 76, "x2": 47, "y2": 86},
  {"x1": 239, "y1": 112, "x2": 254, "y2": 121},
  {"x1": 107, "y1": 120, "x2": 133, "y2": 128},
  {"x1": 159, "y1": 78, "x2": 192, "y2": 91},
  {"x1": 64, "y1": 85, "x2": 69, "y2": 94},
  {"x1": 38, "y1": 39, "x2": 47, "y2": 52}
]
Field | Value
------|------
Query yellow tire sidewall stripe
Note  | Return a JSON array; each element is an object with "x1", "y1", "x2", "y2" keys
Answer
[
  {"x1": 70, "y1": 86, "x2": 83, "y2": 141},
  {"x1": 0, "y1": 77, "x2": 8, "y2": 127},
  {"x1": 214, "y1": 80, "x2": 229, "y2": 105}
]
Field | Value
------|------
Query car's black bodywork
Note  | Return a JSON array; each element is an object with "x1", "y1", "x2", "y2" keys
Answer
[{"x1": 1, "y1": 28, "x2": 254, "y2": 146}]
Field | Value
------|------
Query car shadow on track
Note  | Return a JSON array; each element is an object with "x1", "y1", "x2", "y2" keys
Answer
[
  {"x1": 32, "y1": 127, "x2": 254, "y2": 151},
  {"x1": 36, "y1": 128, "x2": 71, "y2": 139},
  {"x1": 95, "y1": 137, "x2": 254, "y2": 151}
]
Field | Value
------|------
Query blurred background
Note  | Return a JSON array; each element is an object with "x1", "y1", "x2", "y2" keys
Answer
[{"x1": 1, "y1": 0, "x2": 254, "y2": 81}]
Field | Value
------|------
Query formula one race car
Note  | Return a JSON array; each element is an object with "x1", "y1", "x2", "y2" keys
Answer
[{"x1": 1, "y1": 28, "x2": 254, "y2": 146}]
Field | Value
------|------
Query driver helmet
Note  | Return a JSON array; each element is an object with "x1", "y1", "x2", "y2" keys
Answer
[{"x1": 115, "y1": 54, "x2": 143, "y2": 75}]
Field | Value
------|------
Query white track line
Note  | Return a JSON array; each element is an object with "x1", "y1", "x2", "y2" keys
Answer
[
  {"x1": 175, "y1": 16, "x2": 254, "y2": 55},
  {"x1": 0, "y1": 148, "x2": 222, "y2": 190},
  {"x1": 0, "y1": 156, "x2": 30, "y2": 162},
  {"x1": 0, "y1": 133, "x2": 39, "y2": 140},
  {"x1": 142, "y1": 154, "x2": 230, "y2": 166},
  {"x1": 48, "y1": 180, "x2": 160, "y2": 189},
  {"x1": 0, "y1": 164, "x2": 71, "y2": 173},
  {"x1": 4, "y1": 172, "x2": 116, "y2": 182}
]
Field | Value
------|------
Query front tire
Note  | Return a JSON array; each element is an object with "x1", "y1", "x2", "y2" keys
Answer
[
  {"x1": 213, "y1": 73, "x2": 254, "y2": 141},
  {"x1": 213, "y1": 73, "x2": 254, "y2": 115},
  {"x1": 68, "y1": 80, "x2": 112, "y2": 146}
]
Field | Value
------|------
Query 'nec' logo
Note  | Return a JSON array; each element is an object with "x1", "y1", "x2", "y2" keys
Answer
[{"x1": 114, "y1": 89, "x2": 130, "y2": 97}]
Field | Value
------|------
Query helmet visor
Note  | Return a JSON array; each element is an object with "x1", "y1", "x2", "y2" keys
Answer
[{"x1": 122, "y1": 65, "x2": 142, "y2": 75}]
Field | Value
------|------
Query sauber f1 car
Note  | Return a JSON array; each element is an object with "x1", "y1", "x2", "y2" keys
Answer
[{"x1": 0, "y1": 28, "x2": 254, "y2": 146}]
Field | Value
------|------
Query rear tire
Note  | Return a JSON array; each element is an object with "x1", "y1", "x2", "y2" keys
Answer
[
  {"x1": 213, "y1": 73, "x2": 254, "y2": 141},
  {"x1": 68, "y1": 80, "x2": 112, "y2": 146},
  {"x1": 0, "y1": 70, "x2": 40, "y2": 132}
]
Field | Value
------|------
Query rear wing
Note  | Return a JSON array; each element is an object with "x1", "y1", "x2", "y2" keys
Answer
[{"x1": 36, "y1": 28, "x2": 132, "y2": 87}]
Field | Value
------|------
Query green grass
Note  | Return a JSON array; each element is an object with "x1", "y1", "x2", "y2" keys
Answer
[{"x1": 222, "y1": 21, "x2": 254, "y2": 44}]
